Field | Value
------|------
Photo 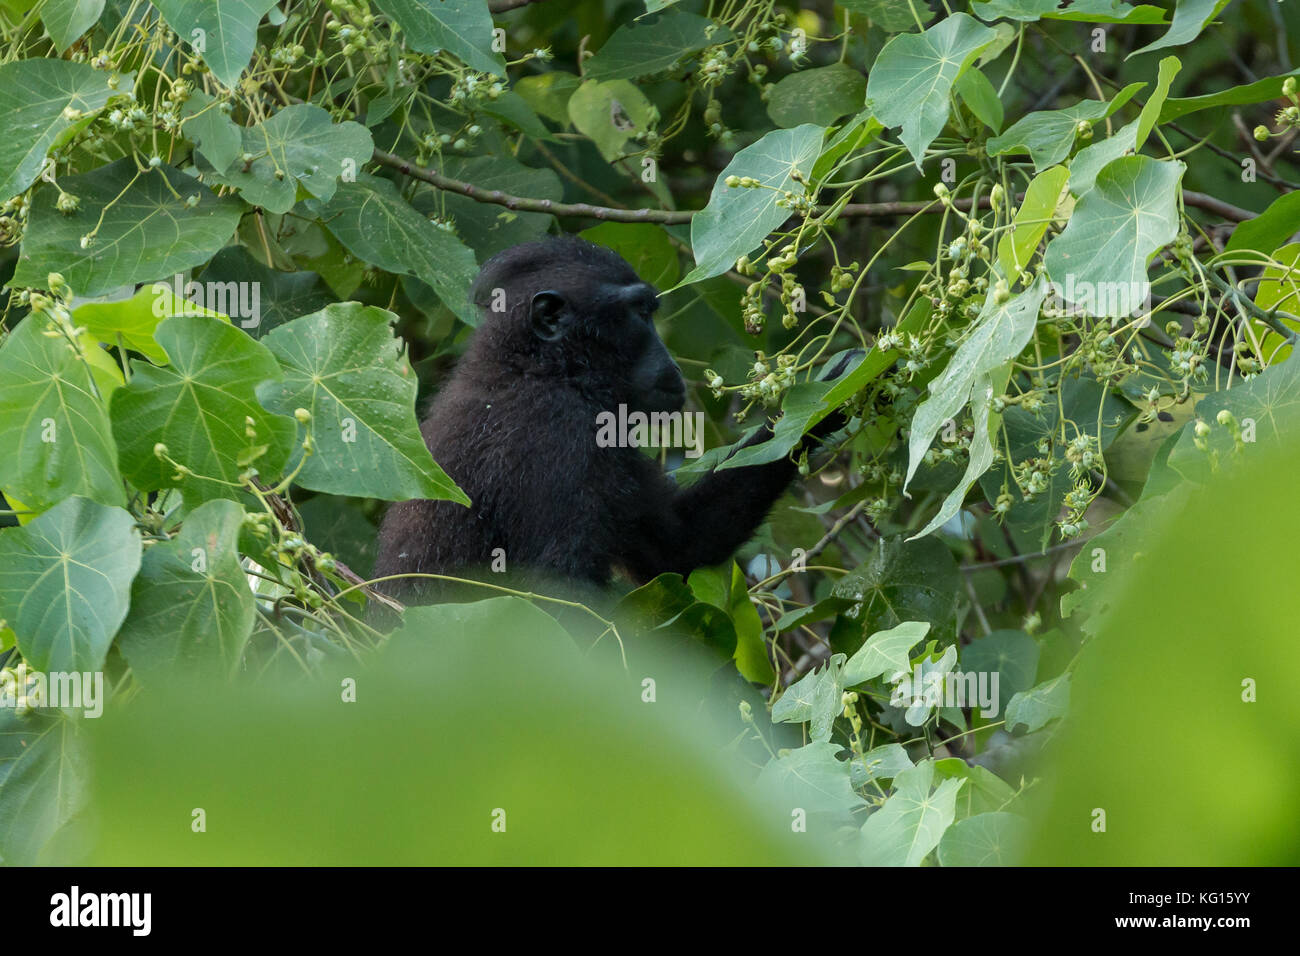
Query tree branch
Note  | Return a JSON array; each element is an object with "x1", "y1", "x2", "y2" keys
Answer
[{"x1": 371, "y1": 150, "x2": 1258, "y2": 227}]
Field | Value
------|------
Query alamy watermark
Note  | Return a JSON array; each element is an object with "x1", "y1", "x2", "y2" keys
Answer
[
  {"x1": 152, "y1": 273, "x2": 261, "y2": 329},
  {"x1": 1, "y1": 665, "x2": 104, "y2": 717},
  {"x1": 596, "y1": 405, "x2": 706, "y2": 458},
  {"x1": 889, "y1": 662, "x2": 1001, "y2": 719}
]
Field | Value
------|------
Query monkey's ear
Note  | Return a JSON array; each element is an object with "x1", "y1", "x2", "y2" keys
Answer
[{"x1": 529, "y1": 290, "x2": 569, "y2": 341}]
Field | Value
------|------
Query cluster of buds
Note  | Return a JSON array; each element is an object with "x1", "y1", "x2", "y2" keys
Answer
[
  {"x1": 421, "y1": 122, "x2": 483, "y2": 154},
  {"x1": 29, "y1": 273, "x2": 78, "y2": 335},
  {"x1": 1255, "y1": 77, "x2": 1299, "y2": 139},
  {"x1": 1057, "y1": 514, "x2": 1089, "y2": 539},
  {"x1": 327, "y1": 0, "x2": 387, "y2": 58},
  {"x1": 740, "y1": 278, "x2": 767, "y2": 333},
  {"x1": 105, "y1": 105, "x2": 150, "y2": 132},
  {"x1": 922, "y1": 420, "x2": 972, "y2": 467},
  {"x1": 449, "y1": 72, "x2": 506, "y2": 105},
  {"x1": 1232, "y1": 340, "x2": 1261, "y2": 377},
  {"x1": 778, "y1": 272, "x2": 805, "y2": 329},
  {"x1": 740, "y1": 353, "x2": 798, "y2": 407},
  {"x1": 1167, "y1": 335, "x2": 1206, "y2": 379},
  {"x1": 1012, "y1": 455, "x2": 1054, "y2": 500},
  {"x1": 829, "y1": 261, "x2": 858, "y2": 293},
  {"x1": 1064, "y1": 433, "x2": 1098, "y2": 476},
  {"x1": 698, "y1": 46, "x2": 733, "y2": 86},
  {"x1": 270, "y1": 43, "x2": 307, "y2": 66},
  {"x1": 857, "y1": 461, "x2": 903, "y2": 488},
  {"x1": 842, "y1": 690, "x2": 863, "y2": 749}
]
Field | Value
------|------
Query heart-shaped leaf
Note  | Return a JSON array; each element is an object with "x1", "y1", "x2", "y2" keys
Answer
[
  {"x1": 257, "y1": 302, "x2": 469, "y2": 503},
  {"x1": 13, "y1": 159, "x2": 243, "y2": 297},
  {"x1": 109, "y1": 314, "x2": 296, "y2": 506},
  {"x1": 0, "y1": 496, "x2": 140, "y2": 672}
]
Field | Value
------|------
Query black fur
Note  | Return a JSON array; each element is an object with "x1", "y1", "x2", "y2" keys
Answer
[{"x1": 375, "y1": 236, "x2": 842, "y2": 598}]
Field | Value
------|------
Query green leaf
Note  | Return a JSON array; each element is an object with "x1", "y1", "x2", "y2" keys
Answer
[
  {"x1": 1067, "y1": 117, "x2": 1139, "y2": 197},
  {"x1": 479, "y1": 91, "x2": 551, "y2": 140},
  {"x1": 567, "y1": 78, "x2": 659, "y2": 164},
  {"x1": 757, "y1": 740, "x2": 867, "y2": 817},
  {"x1": 315, "y1": 173, "x2": 478, "y2": 324},
  {"x1": 584, "y1": 10, "x2": 730, "y2": 81},
  {"x1": 73, "y1": 280, "x2": 229, "y2": 365},
  {"x1": 865, "y1": 12, "x2": 998, "y2": 169},
  {"x1": 905, "y1": 275, "x2": 1049, "y2": 490},
  {"x1": 109, "y1": 314, "x2": 296, "y2": 506},
  {"x1": 200, "y1": 246, "x2": 336, "y2": 337},
  {"x1": 836, "y1": 0, "x2": 917, "y2": 32},
  {"x1": 979, "y1": 374, "x2": 1132, "y2": 550},
  {"x1": 954, "y1": 66, "x2": 1003, "y2": 131},
  {"x1": 959, "y1": 629, "x2": 1040, "y2": 711},
  {"x1": 1166, "y1": 356, "x2": 1300, "y2": 484},
  {"x1": 937, "y1": 811, "x2": 1029, "y2": 865},
  {"x1": 41, "y1": 0, "x2": 106, "y2": 51},
  {"x1": 0, "y1": 58, "x2": 121, "y2": 202},
  {"x1": 997, "y1": 165, "x2": 1069, "y2": 277},
  {"x1": 681, "y1": 124, "x2": 824, "y2": 285},
  {"x1": 971, "y1": 0, "x2": 1059, "y2": 22},
  {"x1": 151, "y1": 0, "x2": 279, "y2": 89},
  {"x1": 688, "y1": 564, "x2": 774, "y2": 683},
  {"x1": 257, "y1": 302, "x2": 469, "y2": 503},
  {"x1": 771, "y1": 654, "x2": 845, "y2": 740},
  {"x1": 1044, "y1": 0, "x2": 1169, "y2": 24},
  {"x1": 831, "y1": 536, "x2": 960, "y2": 648},
  {"x1": 813, "y1": 110, "x2": 883, "y2": 180},
  {"x1": 1224, "y1": 192, "x2": 1300, "y2": 257},
  {"x1": 859, "y1": 760, "x2": 963, "y2": 866},
  {"x1": 1043, "y1": 156, "x2": 1185, "y2": 317},
  {"x1": 199, "y1": 104, "x2": 374, "y2": 214},
  {"x1": 13, "y1": 159, "x2": 244, "y2": 297},
  {"x1": 114, "y1": 500, "x2": 256, "y2": 682},
  {"x1": 1250, "y1": 243, "x2": 1300, "y2": 358},
  {"x1": 514, "y1": 72, "x2": 581, "y2": 125},
  {"x1": 849, "y1": 743, "x2": 913, "y2": 787},
  {"x1": 934, "y1": 758, "x2": 1018, "y2": 816},
  {"x1": 986, "y1": 83, "x2": 1143, "y2": 171},
  {"x1": 1128, "y1": 0, "x2": 1233, "y2": 59},
  {"x1": 374, "y1": 0, "x2": 506, "y2": 77},
  {"x1": 0, "y1": 710, "x2": 87, "y2": 866},
  {"x1": 579, "y1": 222, "x2": 680, "y2": 289},
  {"x1": 0, "y1": 313, "x2": 124, "y2": 512},
  {"x1": 714, "y1": 353, "x2": 865, "y2": 472},
  {"x1": 1004, "y1": 673, "x2": 1070, "y2": 731},
  {"x1": 179, "y1": 90, "x2": 242, "y2": 175},
  {"x1": 910, "y1": 372, "x2": 1000, "y2": 540},
  {"x1": 1159, "y1": 69, "x2": 1300, "y2": 122},
  {"x1": 425, "y1": 154, "x2": 561, "y2": 259},
  {"x1": 767, "y1": 63, "x2": 867, "y2": 129},
  {"x1": 843, "y1": 621, "x2": 931, "y2": 685},
  {"x1": 1134, "y1": 56, "x2": 1181, "y2": 150},
  {"x1": 0, "y1": 496, "x2": 140, "y2": 672}
]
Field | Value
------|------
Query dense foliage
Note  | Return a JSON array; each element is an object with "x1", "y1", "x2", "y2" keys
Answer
[{"x1": 0, "y1": 0, "x2": 1296, "y2": 865}]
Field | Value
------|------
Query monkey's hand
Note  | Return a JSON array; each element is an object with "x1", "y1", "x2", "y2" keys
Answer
[{"x1": 805, "y1": 348, "x2": 864, "y2": 441}]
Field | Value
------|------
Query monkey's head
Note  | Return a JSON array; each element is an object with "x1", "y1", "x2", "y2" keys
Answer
[{"x1": 469, "y1": 236, "x2": 686, "y2": 413}]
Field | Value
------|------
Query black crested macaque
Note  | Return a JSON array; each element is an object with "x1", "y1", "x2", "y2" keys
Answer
[{"x1": 375, "y1": 236, "x2": 847, "y2": 598}]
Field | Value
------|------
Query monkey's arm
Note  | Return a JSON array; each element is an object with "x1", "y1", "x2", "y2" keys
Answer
[
  {"x1": 619, "y1": 350, "x2": 859, "y2": 580},
  {"x1": 621, "y1": 421, "x2": 839, "y2": 580}
]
